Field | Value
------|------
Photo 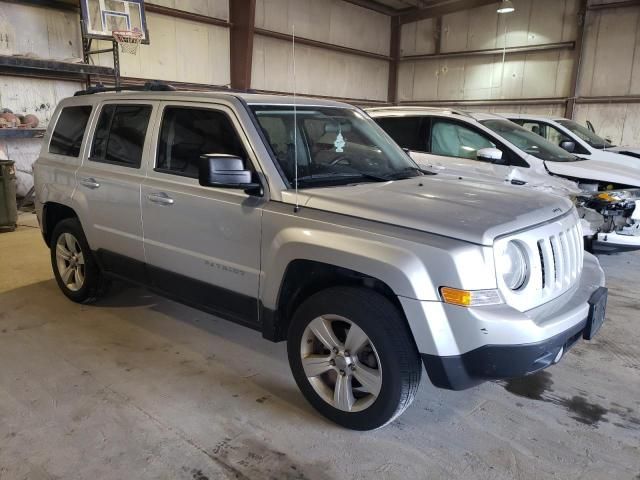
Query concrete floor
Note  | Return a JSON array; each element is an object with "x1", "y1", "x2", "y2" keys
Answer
[{"x1": 0, "y1": 212, "x2": 639, "y2": 480}]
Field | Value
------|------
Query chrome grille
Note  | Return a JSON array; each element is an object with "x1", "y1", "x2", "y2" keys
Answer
[
  {"x1": 495, "y1": 210, "x2": 584, "y2": 312},
  {"x1": 537, "y1": 223, "x2": 583, "y2": 296}
]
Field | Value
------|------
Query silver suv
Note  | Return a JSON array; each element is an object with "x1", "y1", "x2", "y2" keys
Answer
[{"x1": 34, "y1": 86, "x2": 607, "y2": 430}]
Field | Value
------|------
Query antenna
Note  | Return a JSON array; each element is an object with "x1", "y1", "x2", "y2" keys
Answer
[{"x1": 292, "y1": 24, "x2": 300, "y2": 213}]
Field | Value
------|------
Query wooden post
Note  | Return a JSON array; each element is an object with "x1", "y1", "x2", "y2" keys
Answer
[{"x1": 229, "y1": 0, "x2": 256, "y2": 91}]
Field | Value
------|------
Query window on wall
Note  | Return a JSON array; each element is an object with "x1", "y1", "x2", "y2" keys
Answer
[
  {"x1": 430, "y1": 120, "x2": 495, "y2": 160},
  {"x1": 90, "y1": 104, "x2": 152, "y2": 168},
  {"x1": 156, "y1": 107, "x2": 248, "y2": 178},
  {"x1": 49, "y1": 106, "x2": 93, "y2": 157},
  {"x1": 374, "y1": 117, "x2": 426, "y2": 151}
]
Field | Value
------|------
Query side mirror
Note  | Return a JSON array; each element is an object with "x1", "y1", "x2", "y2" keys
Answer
[
  {"x1": 559, "y1": 140, "x2": 576, "y2": 153},
  {"x1": 199, "y1": 154, "x2": 262, "y2": 196},
  {"x1": 477, "y1": 147, "x2": 505, "y2": 164}
]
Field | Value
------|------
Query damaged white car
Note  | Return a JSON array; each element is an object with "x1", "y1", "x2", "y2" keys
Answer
[
  {"x1": 367, "y1": 107, "x2": 640, "y2": 253},
  {"x1": 505, "y1": 114, "x2": 640, "y2": 169}
]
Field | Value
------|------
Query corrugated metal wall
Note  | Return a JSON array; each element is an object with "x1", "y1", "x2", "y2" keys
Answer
[
  {"x1": 398, "y1": 0, "x2": 578, "y2": 107},
  {"x1": 397, "y1": 0, "x2": 640, "y2": 147},
  {"x1": 574, "y1": 2, "x2": 640, "y2": 145},
  {"x1": 2, "y1": 0, "x2": 640, "y2": 149},
  {"x1": 251, "y1": 0, "x2": 390, "y2": 101}
]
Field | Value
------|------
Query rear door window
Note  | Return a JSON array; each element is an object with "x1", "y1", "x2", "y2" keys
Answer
[
  {"x1": 90, "y1": 104, "x2": 153, "y2": 168},
  {"x1": 156, "y1": 106, "x2": 248, "y2": 178},
  {"x1": 49, "y1": 106, "x2": 93, "y2": 157},
  {"x1": 374, "y1": 117, "x2": 426, "y2": 151}
]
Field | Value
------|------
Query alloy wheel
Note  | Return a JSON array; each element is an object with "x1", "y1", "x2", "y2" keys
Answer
[
  {"x1": 55, "y1": 232, "x2": 85, "y2": 292},
  {"x1": 300, "y1": 315, "x2": 382, "y2": 412}
]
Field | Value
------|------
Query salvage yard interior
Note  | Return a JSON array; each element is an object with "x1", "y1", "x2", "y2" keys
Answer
[{"x1": 0, "y1": 0, "x2": 640, "y2": 479}]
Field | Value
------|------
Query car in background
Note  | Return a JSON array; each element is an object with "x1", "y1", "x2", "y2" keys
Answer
[
  {"x1": 505, "y1": 114, "x2": 640, "y2": 167},
  {"x1": 367, "y1": 107, "x2": 640, "y2": 253}
]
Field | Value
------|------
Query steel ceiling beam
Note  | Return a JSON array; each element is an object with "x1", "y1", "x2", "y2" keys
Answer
[
  {"x1": 398, "y1": 0, "x2": 499, "y2": 24},
  {"x1": 254, "y1": 28, "x2": 392, "y2": 61},
  {"x1": 341, "y1": 0, "x2": 399, "y2": 15},
  {"x1": 588, "y1": 0, "x2": 640, "y2": 10},
  {"x1": 401, "y1": 41, "x2": 575, "y2": 61}
]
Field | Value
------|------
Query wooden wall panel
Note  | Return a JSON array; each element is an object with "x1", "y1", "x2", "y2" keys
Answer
[
  {"x1": 0, "y1": 75, "x2": 83, "y2": 196},
  {"x1": 400, "y1": 19, "x2": 436, "y2": 56},
  {"x1": 93, "y1": 12, "x2": 231, "y2": 87},
  {"x1": 398, "y1": 0, "x2": 579, "y2": 103},
  {"x1": 579, "y1": 7, "x2": 640, "y2": 97},
  {"x1": 398, "y1": 51, "x2": 573, "y2": 102},
  {"x1": 254, "y1": 0, "x2": 390, "y2": 56},
  {"x1": 472, "y1": 104, "x2": 566, "y2": 116},
  {"x1": 251, "y1": 35, "x2": 388, "y2": 101},
  {"x1": 0, "y1": 3, "x2": 81, "y2": 60},
  {"x1": 0, "y1": 75, "x2": 81, "y2": 126},
  {"x1": 574, "y1": 103, "x2": 640, "y2": 146},
  {"x1": 148, "y1": 0, "x2": 229, "y2": 20}
]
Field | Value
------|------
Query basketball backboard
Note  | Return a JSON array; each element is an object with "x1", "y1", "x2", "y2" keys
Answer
[{"x1": 80, "y1": 0, "x2": 149, "y2": 44}]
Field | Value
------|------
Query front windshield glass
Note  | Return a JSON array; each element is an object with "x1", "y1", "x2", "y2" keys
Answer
[
  {"x1": 481, "y1": 119, "x2": 581, "y2": 162},
  {"x1": 556, "y1": 119, "x2": 615, "y2": 149},
  {"x1": 249, "y1": 105, "x2": 425, "y2": 188}
]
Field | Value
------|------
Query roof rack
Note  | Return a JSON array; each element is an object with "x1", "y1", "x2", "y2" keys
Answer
[{"x1": 74, "y1": 80, "x2": 177, "y2": 96}]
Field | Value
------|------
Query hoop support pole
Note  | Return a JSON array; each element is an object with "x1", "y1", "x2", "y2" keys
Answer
[{"x1": 112, "y1": 40, "x2": 121, "y2": 89}]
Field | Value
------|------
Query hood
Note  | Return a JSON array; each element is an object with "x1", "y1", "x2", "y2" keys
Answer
[
  {"x1": 545, "y1": 159, "x2": 640, "y2": 187},
  {"x1": 300, "y1": 176, "x2": 573, "y2": 246},
  {"x1": 606, "y1": 147, "x2": 640, "y2": 160},
  {"x1": 411, "y1": 151, "x2": 582, "y2": 197}
]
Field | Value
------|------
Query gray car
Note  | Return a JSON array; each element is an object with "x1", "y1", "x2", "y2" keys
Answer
[{"x1": 33, "y1": 86, "x2": 607, "y2": 430}]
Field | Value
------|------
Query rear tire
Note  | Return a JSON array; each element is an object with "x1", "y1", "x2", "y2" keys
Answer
[
  {"x1": 50, "y1": 218, "x2": 106, "y2": 304},
  {"x1": 287, "y1": 286, "x2": 422, "y2": 430}
]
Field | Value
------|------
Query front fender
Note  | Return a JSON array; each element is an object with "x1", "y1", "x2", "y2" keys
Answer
[{"x1": 259, "y1": 206, "x2": 496, "y2": 309}]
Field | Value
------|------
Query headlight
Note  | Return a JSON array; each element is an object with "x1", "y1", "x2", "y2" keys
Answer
[{"x1": 498, "y1": 241, "x2": 528, "y2": 290}]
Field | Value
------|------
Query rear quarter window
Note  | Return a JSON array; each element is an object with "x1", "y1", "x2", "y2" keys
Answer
[{"x1": 49, "y1": 106, "x2": 93, "y2": 157}]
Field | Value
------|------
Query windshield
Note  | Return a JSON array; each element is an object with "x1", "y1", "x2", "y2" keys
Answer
[
  {"x1": 481, "y1": 119, "x2": 581, "y2": 162},
  {"x1": 556, "y1": 119, "x2": 615, "y2": 149},
  {"x1": 249, "y1": 105, "x2": 425, "y2": 188}
]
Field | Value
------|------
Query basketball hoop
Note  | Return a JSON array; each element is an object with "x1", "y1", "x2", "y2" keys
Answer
[{"x1": 112, "y1": 29, "x2": 143, "y2": 55}]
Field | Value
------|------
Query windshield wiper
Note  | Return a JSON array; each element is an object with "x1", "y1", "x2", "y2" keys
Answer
[
  {"x1": 294, "y1": 172, "x2": 389, "y2": 188},
  {"x1": 327, "y1": 165, "x2": 393, "y2": 182},
  {"x1": 387, "y1": 166, "x2": 437, "y2": 179}
]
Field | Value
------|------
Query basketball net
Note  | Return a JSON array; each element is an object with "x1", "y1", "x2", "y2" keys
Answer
[{"x1": 112, "y1": 29, "x2": 143, "y2": 55}]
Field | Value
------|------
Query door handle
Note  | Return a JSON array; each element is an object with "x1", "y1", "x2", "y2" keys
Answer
[
  {"x1": 147, "y1": 192, "x2": 175, "y2": 206},
  {"x1": 80, "y1": 177, "x2": 100, "y2": 189}
]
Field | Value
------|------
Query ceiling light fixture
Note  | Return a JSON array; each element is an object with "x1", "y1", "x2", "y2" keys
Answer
[{"x1": 497, "y1": 0, "x2": 515, "y2": 14}]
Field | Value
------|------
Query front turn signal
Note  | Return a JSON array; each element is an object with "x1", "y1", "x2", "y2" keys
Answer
[{"x1": 440, "y1": 287, "x2": 502, "y2": 307}]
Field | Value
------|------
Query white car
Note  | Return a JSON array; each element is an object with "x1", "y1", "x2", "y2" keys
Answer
[
  {"x1": 505, "y1": 114, "x2": 640, "y2": 168},
  {"x1": 367, "y1": 107, "x2": 640, "y2": 253}
]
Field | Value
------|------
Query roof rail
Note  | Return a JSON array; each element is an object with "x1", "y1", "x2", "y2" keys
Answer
[{"x1": 74, "y1": 80, "x2": 177, "y2": 96}]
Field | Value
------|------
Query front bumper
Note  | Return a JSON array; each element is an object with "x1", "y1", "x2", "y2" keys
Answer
[
  {"x1": 421, "y1": 318, "x2": 586, "y2": 390},
  {"x1": 399, "y1": 252, "x2": 606, "y2": 390}
]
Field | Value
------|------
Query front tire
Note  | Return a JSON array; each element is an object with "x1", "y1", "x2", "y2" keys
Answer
[
  {"x1": 287, "y1": 287, "x2": 422, "y2": 430},
  {"x1": 50, "y1": 218, "x2": 106, "y2": 304}
]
